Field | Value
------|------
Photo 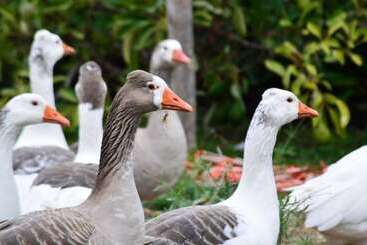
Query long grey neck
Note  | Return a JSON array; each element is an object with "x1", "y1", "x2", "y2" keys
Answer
[
  {"x1": 82, "y1": 105, "x2": 144, "y2": 245},
  {"x1": 0, "y1": 113, "x2": 21, "y2": 220},
  {"x1": 229, "y1": 105, "x2": 280, "y2": 219},
  {"x1": 14, "y1": 57, "x2": 68, "y2": 149},
  {"x1": 74, "y1": 104, "x2": 104, "y2": 164}
]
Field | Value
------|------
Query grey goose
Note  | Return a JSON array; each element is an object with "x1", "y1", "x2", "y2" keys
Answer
[
  {"x1": 0, "y1": 70, "x2": 192, "y2": 244},
  {"x1": 134, "y1": 39, "x2": 191, "y2": 200},
  {"x1": 22, "y1": 40, "x2": 192, "y2": 213}
]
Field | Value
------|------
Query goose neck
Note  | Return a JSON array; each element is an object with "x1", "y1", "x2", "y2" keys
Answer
[
  {"x1": 82, "y1": 103, "x2": 144, "y2": 244},
  {"x1": 230, "y1": 107, "x2": 280, "y2": 220},
  {"x1": 0, "y1": 113, "x2": 21, "y2": 219},
  {"x1": 149, "y1": 59, "x2": 173, "y2": 86},
  {"x1": 29, "y1": 58, "x2": 55, "y2": 107},
  {"x1": 74, "y1": 104, "x2": 104, "y2": 164}
]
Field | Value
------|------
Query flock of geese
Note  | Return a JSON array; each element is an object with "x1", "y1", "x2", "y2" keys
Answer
[{"x1": 0, "y1": 28, "x2": 364, "y2": 245}]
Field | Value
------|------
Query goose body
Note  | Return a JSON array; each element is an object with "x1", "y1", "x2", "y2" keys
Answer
[
  {"x1": 134, "y1": 39, "x2": 191, "y2": 200},
  {"x1": 0, "y1": 70, "x2": 192, "y2": 244},
  {"x1": 0, "y1": 93, "x2": 69, "y2": 220},
  {"x1": 144, "y1": 88, "x2": 319, "y2": 245},
  {"x1": 22, "y1": 40, "x2": 191, "y2": 211},
  {"x1": 288, "y1": 145, "x2": 367, "y2": 244},
  {"x1": 22, "y1": 61, "x2": 106, "y2": 213},
  {"x1": 13, "y1": 29, "x2": 75, "y2": 175}
]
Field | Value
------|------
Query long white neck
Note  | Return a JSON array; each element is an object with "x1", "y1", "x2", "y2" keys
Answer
[
  {"x1": 0, "y1": 119, "x2": 21, "y2": 220},
  {"x1": 74, "y1": 104, "x2": 104, "y2": 164},
  {"x1": 14, "y1": 58, "x2": 68, "y2": 149},
  {"x1": 227, "y1": 107, "x2": 280, "y2": 228}
]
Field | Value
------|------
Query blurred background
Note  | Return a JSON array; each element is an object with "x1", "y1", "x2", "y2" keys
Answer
[{"x1": 1, "y1": 1, "x2": 367, "y2": 243}]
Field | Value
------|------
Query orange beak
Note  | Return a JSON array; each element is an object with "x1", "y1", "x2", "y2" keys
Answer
[
  {"x1": 63, "y1": 43, "x2": 76, "y2": 56},
  {"x1": 172, "y1": 49, "x2": 191, "y2": 64},
  {"x1": 43, "y1": 106, "x2": 70, "y2": 127},
  {"x1": 162, "y1": 87, "x2": 193, "y2": 112},
  {"x1": 298, "y1": 102, "x2": 319, "y2": 118}
]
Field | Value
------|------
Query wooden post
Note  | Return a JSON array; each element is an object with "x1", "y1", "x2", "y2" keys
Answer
[{"x1": 166, "y1": 0, "x2": 196, "y2": 149}]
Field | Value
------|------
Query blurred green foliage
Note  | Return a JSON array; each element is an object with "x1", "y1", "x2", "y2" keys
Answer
[{"x1": 1, "y1": 0, "x2": 367, "y2": 142}]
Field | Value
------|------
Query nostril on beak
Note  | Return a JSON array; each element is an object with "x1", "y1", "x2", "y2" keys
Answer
[{"x1": 173, "y1": 98, "x2": 178, "y2": 101}]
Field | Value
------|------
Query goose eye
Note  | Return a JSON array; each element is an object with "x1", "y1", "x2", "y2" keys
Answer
[
  {"x1": 148, "y1": 84, "x2": 156, "y2": 90},
  {"x1": 287, "y1": 97, "x2": 293, "y2": 103},
  {"x1": 31, "y1": 101, "x2": 39, "y2": 106},
  {"x1": 163, "y1": 46, "x2": 168, "y2": 51}
]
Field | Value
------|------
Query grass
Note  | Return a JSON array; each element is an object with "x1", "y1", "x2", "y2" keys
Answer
[{"x1": 143, "y1": 126, "x2": 367, "y2": 244}]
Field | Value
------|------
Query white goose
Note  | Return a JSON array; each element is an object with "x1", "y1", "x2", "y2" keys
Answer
[
  {"x1": 21, "y1": 61, "x2": 106, "y2": 213},
  {"x1": 145, "y1": 88, "x2": 319, "y2": 245},
  {"x1": 288, "y1": 146, "x2": 367, "y2": 244},
  {"x1": 13, "y1": 29, "x2": 75, "y2": 174},
  {"x1": 134, "y1": 39, "x2": 191, "y2": 200},
  {"x1": 0, "y1": 93, "x2": 69, "y2": 220}
]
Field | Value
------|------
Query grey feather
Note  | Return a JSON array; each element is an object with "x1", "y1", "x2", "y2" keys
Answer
[
  {"x1": 145, "y1": 205, "x2": 239, "y2": 245},
  {"x1": 75, "y1": 61, "x2": 107, "y2": 110},
  {"x1": 32, "y1": 162, "x2": 98, "y2": 189},
  {"x1": 13, "y1": 146, "x2": 75, "y2": 174},
  {"x1": 0, "y1": 209, "x2": 96, "y2": 244}
]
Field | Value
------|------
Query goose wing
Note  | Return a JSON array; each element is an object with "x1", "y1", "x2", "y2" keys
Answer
[
  {"x1": 0, "y1": 209, "x2": 95, "y2": 244},
  {"x1": 13, "y1": 146, "x2": 74, "y2": 174},
  {"x1": 289, "y1": 146, "x2": 367, "y2": 231},
  {"x1": 145, "y1": 205, "x2": 239, "y2": 244},
  {"x1": 33, "y1": 162, "x2": 98, "y2": 189}
]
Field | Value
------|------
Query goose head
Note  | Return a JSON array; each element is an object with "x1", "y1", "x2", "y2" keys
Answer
[
  {"x1": 76, "y1": 61, "x2": 107, "y2": 109},
  {"x1": 29, "y1": 29, "x2": 75, "y2": 66},
  {"x1": 259, "y1": 88, "x2": 319, "y2": 127},
  {"x1": 3, "y1": 93, "x2": 70, "y2": 127},
  {"x1": 121, "y1": 70, "x2": 193, "y2": 113},
  {"x1": 151, "y1": 39, "x2": 191, "y2": 69}
]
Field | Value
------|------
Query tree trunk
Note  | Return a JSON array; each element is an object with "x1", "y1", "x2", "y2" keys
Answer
[{"x1": 166, "y1": 0, "x2": 196, "y2": 149}]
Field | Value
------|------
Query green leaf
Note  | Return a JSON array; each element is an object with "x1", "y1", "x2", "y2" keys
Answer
[
  {"x1": 275, "y1": 41, "x2": 300, "y2": 58},
  {"x1": 306, "y1": 22, "x2": 321, "y2": 38},
  {"x1": 324, "y1": 93, "x2": 350, "y2": 128},
  {"x1": 349, "y1": 53, "x2": 363, "y2": 66},
  {"x1": 122, "y1": 32, "x2": 134, "y2": 64},
  {"x1": 232, "y1": 5, "x2": 247, "y2": 36},
  {"x1": 313, "y1": 113, "x2": 332, "y2": 142},
  {"x1": 230, "y1": 82, "x2": 245, "y2": 109},
  {"x1": 328, "y1": 107, "x2": 342, "y2": 135},
  {"x1": 332, "y1": 50, "x2": 345, "y2": 64},
  {"x1": 305, "y1": 63, "x2": 317, "y2": 76},
  {"x1": 265, "y1": 60, "x2": 285, "y2": 77},
  {"x1": 282, "y1": 65, "x2": 298, "y2": 88},
  {"x1": 334, "y1": 99, "x2": 350, "y2": 128}
]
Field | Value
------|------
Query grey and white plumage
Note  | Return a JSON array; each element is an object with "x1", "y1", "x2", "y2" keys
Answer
[
  {"x1": 32, "y1": 162, "x2": 97, "y2": 189},
  {"x1": 143, "y1": 89, "x2": 319, "y2": 245},
  {"x1": 22, "y1": 61, "x2": 106, "y2": 213},
  {"x1": 134, "y1": 39, "x2": 190, "y2": 200},
  {"x1": 13, "y1": 29, "x2": 75, "y2": 174},
  {"x1": 145, "y1": 206, "x2": 238, "y2": 245},
  {"x1": 0, "y1": 70, "x2": 192, "y2": 244},
  {"x1": 13, "y1": 147, "x2": 74, "y2": 174}
]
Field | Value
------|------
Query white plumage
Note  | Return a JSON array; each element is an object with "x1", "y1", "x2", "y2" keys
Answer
[{"x1": 288, "y1": 145, "x2": 367, "y2": 243}]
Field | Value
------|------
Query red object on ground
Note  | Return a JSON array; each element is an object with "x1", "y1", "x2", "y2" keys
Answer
[{"x1": 198, "y1": 150, "x2": 327, "y2": 192}]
